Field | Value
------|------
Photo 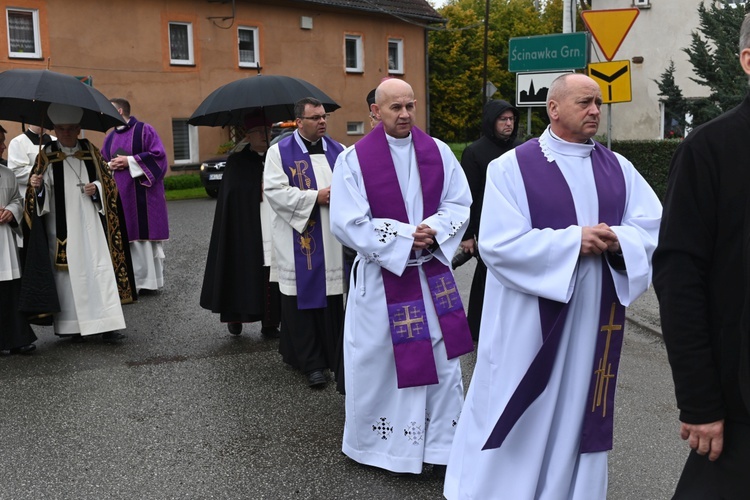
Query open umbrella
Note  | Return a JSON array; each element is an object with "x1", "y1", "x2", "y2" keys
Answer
[
  {"x1": 188, "y1": 74, "x2": 340, "y2": 127},
  {"x1": 0, "y1": 69, "x2": 125, "y2": 132}
]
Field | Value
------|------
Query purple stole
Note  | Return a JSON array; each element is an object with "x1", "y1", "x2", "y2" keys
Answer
[
  {"x1": 483, "y1": 137, "x2": 626, "y2": 453},
  {"x1": 355, "y1": 123, "x2": 473, "y2": 389},
  {"x1": 278, "y1": 134, "x2": 344, "y2": 309}
]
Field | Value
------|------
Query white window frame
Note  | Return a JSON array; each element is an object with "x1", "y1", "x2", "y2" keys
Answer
[
  {"x1": 633, "y1": 0, "x2": 650, "y2": 7},
  {"x1": 6, "y1": 7, "x2": 41, "y2": 59},
  {"x1": 388, "y1": 38, "x2": 404, "y2": 75},
  {"x1": 172, "y1": 119, "x2": 199, "y2": 165},
  {"x1": 347, "y1": 122, "x2": 365, "y2": 135},
  {"x1": 169, "y1": 21, "x2": 194, "y2": 65},
  {"x1": 238, "y1": 26, "x2": 259, "y2": 68},
  {"x1": 345, "y1": 34, "x2": 363, "y2": 73}
]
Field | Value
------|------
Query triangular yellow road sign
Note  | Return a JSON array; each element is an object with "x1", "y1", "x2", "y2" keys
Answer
[{"x1": 581, "y1": 8, "x2": 639, "y2": 61}]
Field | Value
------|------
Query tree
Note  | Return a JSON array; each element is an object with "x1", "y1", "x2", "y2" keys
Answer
[
  {"x1": 429, "y1": 0, "x2": 567, "y2": 142},
  {"x1": 655, "y1": 61, "x2": 688, "y2": 138},
  {"x1": 655, "y1": 1, "x2": 750, "y2": 129}
]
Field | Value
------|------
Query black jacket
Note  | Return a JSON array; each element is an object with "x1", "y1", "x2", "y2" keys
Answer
[
  {"x1": 653, "y1": 94, "x2": 750, "y2": 425},
  {"x1": 460, "y1": 100, "x2": 522, "y2": 241}
]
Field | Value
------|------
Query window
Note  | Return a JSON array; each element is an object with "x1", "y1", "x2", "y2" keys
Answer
[
  {"x1": 238, "y1": 26, "x2": 259, "y2": 68},
  {"x1": 6, "y1": 8, "x2": 41, "y2": 58},
  {"x1": 633, "y1": 0, "x2": 650, "y2": 6},
  {"x1": 172, "y1": 119, "x2": 198, "y2": 164},
  {"x1": 169, "y1": 22, "x2": 194, "y2": 65},
  {"x1": 388, "y1": 39, "x2": 404, "y2": 75},
  {"x1": 347, "y1": 122, "x2": 365, "y2": 135},
  {"x1": 345, "y1": 34, "x2": 363, "y2": 73}
]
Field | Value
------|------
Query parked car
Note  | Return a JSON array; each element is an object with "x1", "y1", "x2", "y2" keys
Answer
[
  {"x1": 199, "y1": 121, "x2": 296, "y2": 198},
  {"x1": 199, "y1": 153, "x2": 229, "y2": 198}
]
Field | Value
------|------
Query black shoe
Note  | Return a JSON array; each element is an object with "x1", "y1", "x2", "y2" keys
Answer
[
  {"x1": 431, "y1": 464, "x2": 447, "y2": 478},
  {"x1": 102, "y1": 331, "x2": 126, "y2": 344},
  {"x1": 69, "y1": 334, "x2": 86, "y2": 343},
  {"x1": 9, "y1": 344, "x2": 36, "y2": 355},
  {"x1": 227, "y1": 323, "x2": 242, "y2": 335},
  {"x1": 306, "y1": 370, "x2": 327, "y2": 388},
  {"x1": 261, "y1": 326, "x2": 280, "y2": 338}
]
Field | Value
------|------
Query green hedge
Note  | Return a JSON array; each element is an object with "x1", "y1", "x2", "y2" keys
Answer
[
  {"x1": 450, "y1": 139, "x2": 679, "y2": 201},
  {"x1": 164, "y1": 173, "x2": 202, "y2": 191},
  {"x1": 609, "y1": 139, "x2": 681, "y2": 201},
  {"x1": 162, "y1": 141, "x2": 679, "y2": 200}
]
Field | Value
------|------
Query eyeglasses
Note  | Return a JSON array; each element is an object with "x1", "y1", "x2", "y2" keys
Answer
[
  {"x1": 300, "y1": 114, "x2": 330, "y2": 121},
  {"x1": 498, "y1": 116, "x2": 516, "y2": 123}
]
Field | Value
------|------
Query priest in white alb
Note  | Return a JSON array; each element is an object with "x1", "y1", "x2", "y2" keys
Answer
[
  {"x1": 443, "y1": 74, "x2": 662, "y2": 499},
  {"x1": 330, "y1": 78, "x2": 473, "y2": 474},
  {"x1": 26, "y1": 103, "x2": 133, "y2": 343}
]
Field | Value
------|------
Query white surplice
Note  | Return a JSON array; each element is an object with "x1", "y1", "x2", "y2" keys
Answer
[
  {"x1": 0, "y1": 165, "x2": 23, "y2": 281},
  {"x1": 444, "y1": 128, "x2": 662, "y2": 500},
  {"x1": 263, "y1": 131, "x2": 343, "y2": 297},
  {"x1": 7, "y1": 131, "x2": 55, "y2": 248},
  {"x1": 122, "y1": 156, "x2": 165, "y2": 292},
  {"x1": 330, "y1": 132, "x2": 471, "y2": 474},
  {"x1": 129, "y1": 240, "x2": 165, "y2": 291},
  {"x1": 36, "y1": 144, "x2": 126, "y2": 336}
]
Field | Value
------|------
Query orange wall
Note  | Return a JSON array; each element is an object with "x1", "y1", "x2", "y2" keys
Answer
[{"x1": 0, "y1": 0, "x2": 430, "y2": 170}]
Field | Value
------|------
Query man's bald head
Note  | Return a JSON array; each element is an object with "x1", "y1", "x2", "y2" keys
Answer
[
  {"x1": 546, "y1": 73, "x2": 602, "y2": 143},
  {"x1": 372, "y1": 79, "x2": 416, "y2": 138}
]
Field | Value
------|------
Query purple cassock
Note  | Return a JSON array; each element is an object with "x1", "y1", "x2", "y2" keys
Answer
[{"x1": 102, "y1": 116, "x2": 169, "y2": 242}]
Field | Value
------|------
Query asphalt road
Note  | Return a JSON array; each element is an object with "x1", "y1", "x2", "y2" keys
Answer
[{"x1": 0, "y1": 198, "x2": 687, "y2": 499}]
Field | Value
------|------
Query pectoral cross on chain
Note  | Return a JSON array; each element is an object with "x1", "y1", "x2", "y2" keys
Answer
[
  {"x1": 77, "y1": 182, "x2": 85, "y2": 194},
  {"x1": 592, "y1": 302, "x2": 621, "y2": 417}
]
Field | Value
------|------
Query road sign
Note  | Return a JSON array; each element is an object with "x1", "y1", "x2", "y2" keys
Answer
[
  {"x1": 580, "y1": 8, "x2": 639, "y2": 61},
  {"x1": 508, "y1": 33, "x2": 588, "y2": 73},
  {"x1": 485, "y1": 81, "x2": 498, "y2": 100},
  {"x1": 516, "y1": 71, "x2": 573, "y2": 107},
  {"x1": 588, "y1": 60, "x2": 631, "y2": 104}
]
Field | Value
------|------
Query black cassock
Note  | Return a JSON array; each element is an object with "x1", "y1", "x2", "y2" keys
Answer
[{"x1": 200, "y1": 145, "x2": 280, "y2": 326}]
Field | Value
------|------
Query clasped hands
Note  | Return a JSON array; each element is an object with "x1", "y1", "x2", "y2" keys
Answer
[
  {"x1": 108, "y1": 155, "x2": 129, "y2": 171},
  {"x1": 580, "y1": 223, "x2": 620, "y2": 256},
  {"x1": 412, "y1": 223, "x2": 436, "y2": 251}
]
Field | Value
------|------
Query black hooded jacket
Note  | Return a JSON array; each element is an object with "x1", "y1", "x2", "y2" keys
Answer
[{"x1": 460, "y1": 99, "x2": 522, "y2": 241}]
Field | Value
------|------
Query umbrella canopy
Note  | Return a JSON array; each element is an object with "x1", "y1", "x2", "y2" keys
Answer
[
  {"x1": 188, "y1": 74, "x2": 340, "y2": 127},
  {"x1": 0, "y1": 69, "x2": 125, "y2": 132}
]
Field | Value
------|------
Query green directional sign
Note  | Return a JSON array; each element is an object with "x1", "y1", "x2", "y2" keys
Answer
[{"x1": 509, "y1": 32, "x2": 589, "y2": 73}]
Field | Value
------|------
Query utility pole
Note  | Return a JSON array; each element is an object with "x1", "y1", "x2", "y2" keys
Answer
[
  {"x1": 482, "y1": 0, "x2": 490, "y2": 104},
  {"x1": 562, "y1": 0, "x2": 576, "y2": 33}
]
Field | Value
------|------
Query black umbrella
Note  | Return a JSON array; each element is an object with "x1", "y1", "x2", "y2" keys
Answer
[
  {"x1": 188, "y1": 74, "x2": 340, "y2": 127},
  {"x1": 0, "y1": 69, "x2": 125, "y2": 132}
]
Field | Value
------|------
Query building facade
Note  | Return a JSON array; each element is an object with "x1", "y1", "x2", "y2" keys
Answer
[
  {"x1": 0, "y1": 0, "x2": 442, "y2": 170},
  {"x1": 590, "y1": 0, "x2": 720, "y2": 140}
]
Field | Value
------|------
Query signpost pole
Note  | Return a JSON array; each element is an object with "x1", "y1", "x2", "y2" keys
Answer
[
  {"x1": 527, "y1": 108, "x2": 532, "y2": 138},
  {"x1": 607, "y1": 103, "x2": 612, "y2": 149}
]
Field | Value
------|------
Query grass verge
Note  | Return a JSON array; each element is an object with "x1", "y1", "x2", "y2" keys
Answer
[{"x1": 166, "y1": 187, "x2": 209, "y2": 201}]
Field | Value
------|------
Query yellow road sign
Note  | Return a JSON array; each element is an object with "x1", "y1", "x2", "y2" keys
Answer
[
  {"x1": 588, "y1": 61, "x2": 631, "y2": 104},
  {"x1": 581, "y1": 8, "x2": 639, "y2": 61}
]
